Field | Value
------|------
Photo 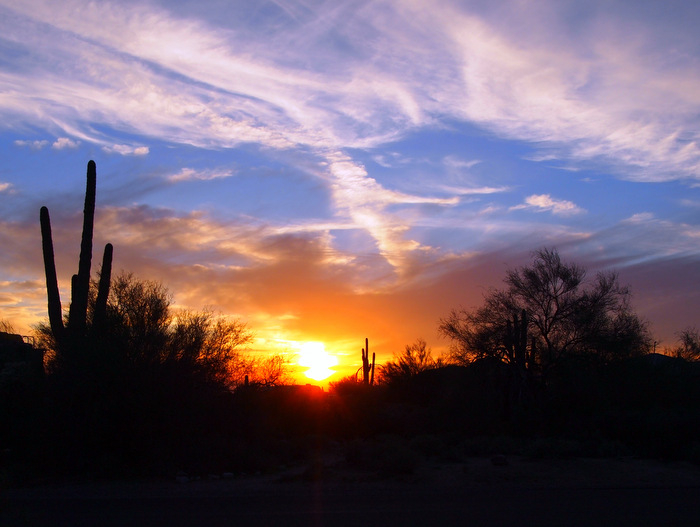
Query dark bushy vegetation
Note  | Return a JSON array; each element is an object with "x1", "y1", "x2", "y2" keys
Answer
[
  {"x1": 6, "y1": 332, "x2": 700, "y2": 485},
  {"x1": 376, "y1": 338, "x2": 444, "y2": 385}
]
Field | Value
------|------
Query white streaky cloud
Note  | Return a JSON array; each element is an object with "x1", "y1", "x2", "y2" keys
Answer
[
  {"x1": 102, "y1": 144, "x2": 150, "y2": 156},
  {"x1": 326, "y1": 152, "x2": 459, "y2": 208},
  {"x1": 683, "y1": 227, "x2": 700, "y2": 239},
  {"x1": 478, "y1": 205, "x2": 502, "y2": 216},
  {"x1": 326, "y1": 151, "x2": 459, "y2": 274},
  {"x1": 0, "y1": 0, "x2": 699, "y2": 183},
  {"x1": 524, "y1": 153, "x2": 560, "y2": 163},
  {"x1": 371, "y1": 151, "x2": 424, "y2": 169},
  {"x1": 443, "y1": 156, "x2": 482, "y2": 170},
  {"x1": 437, "y1": 184, "x2": 509, "y2": 196},
  {"x1": 371, "y1": 154, "x2": 399, "y2": 169},
  {"x1": 14, "y1": 139, "x2": 48, "y2": 150},
  {"x1": 402, "y1": 1, "x2": 700, "y2": 181},
  {"x1": 581, "y1": 213, "x2": 700, "y2": 265},
  {"x1": 270, "y1": 220, "x2": 358, "y2": 235},
  {"x1": 624, "y1": 212, "x2": 656, "y2": 224},
  {"x1": 0, "y1": 182, "x2": 12, "y2": 193},
  {"x1": 0, "y1": 0, "x2": 700, "y2": 181},
  {"x1": 0, "y1": 1, "x2": 335, "y2": 143},
  {"x1": 168, "y1": 168, "x2": 235, "y2": 183},
  {"x1": 51, "y1": 137, "x2": 80, "y2": 149},
  {"x1": 512, "y1": 194, "x2": 585, "y2": 216},
  {"x1": 0, "y1": 17, "x2": 299, "y2": 151}
]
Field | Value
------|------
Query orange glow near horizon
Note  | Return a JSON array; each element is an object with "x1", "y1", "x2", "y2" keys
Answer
[{"x1": 296, "y1": 341, "x2": 339, "y2": 382}]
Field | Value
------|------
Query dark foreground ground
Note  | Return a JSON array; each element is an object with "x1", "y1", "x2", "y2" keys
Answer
[{"x1": 3, "y1": 457, "x2": 700, "y2": 527}]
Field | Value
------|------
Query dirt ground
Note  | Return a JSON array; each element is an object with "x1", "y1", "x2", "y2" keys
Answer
[{"x1": 3, "y1": 456, "x2": 700, "y2": 526}]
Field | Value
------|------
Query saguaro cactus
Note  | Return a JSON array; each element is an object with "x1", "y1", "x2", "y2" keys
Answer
[
  {"x1": 361, "y1": 337, "x2": 375, "y2": 386},
  {"x1": 68, "y1": 160, "x2": 96, "y2": 334},
  {"x1": 40, "y1": 160, "x2": 112, "y2": 346},
  {"x1": 40, "y1": 206, "x2": 64, "y2": 342}
]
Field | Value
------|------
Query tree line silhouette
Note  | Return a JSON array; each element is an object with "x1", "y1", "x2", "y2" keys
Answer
[{"x1": 1, "y1": 160, "x2": 700, "y2": 485}]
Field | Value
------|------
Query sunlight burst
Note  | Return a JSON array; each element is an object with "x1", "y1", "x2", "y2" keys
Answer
[{"x1": 297, "y1": 341, "x2": 338, "y2": 381}]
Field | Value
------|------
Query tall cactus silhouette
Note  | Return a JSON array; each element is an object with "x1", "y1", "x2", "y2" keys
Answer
[
  {"x1": 67, "y1": 160, "x2": 96, "y2": 334},
  {"x1": 361, "y1": 337, "x2": 375, "y2": 386},
  {"x1": 40, "y1": 160, "x2": 112, "y2": 346},
  {"x1": 40, "y1": 206, "x2": 64, "y2": 342}
]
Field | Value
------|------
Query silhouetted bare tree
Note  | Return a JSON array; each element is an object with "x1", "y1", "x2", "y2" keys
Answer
[
  {"x1": 673, "y1": 327, "x2": 700, "y2": 361},
  {"x1": 248, "y1": 353, "x2": 293, "y2": 387},
  {"x1": 439, "y1": 248, "x2": 651, "y2": 378}
]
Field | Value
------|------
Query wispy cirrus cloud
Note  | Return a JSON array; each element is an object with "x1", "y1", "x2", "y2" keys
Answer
[
  {"x1": 436, "y1": 184, "x2": 509, "y2": 196},
  {"x1": 511, "y1": 194, "x2": 585, "y2": 216},
  {"x1": 427, "y1": 2, "x2": 700, "y2": 181},
  {"x1": 680, "y1": 198, "x2": 700, "y2": 208},
  {"x1": 2, "y1": 0, "x2": 699, "y2": 182},
  {"x1": 442, "y1": 156, "x2": 483, "y2": 171},
  {"x1": 577, "y1": 211, "x2": 700, "y2": 267},
  {"x1": 325, "y1": 152, "x2": 460, "y2": 274},
  {"x1": 168, "y1": 167, "x2": 235, "y2": 183}
]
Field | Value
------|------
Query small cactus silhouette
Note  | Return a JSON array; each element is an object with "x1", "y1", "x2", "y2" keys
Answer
[{"x1": 361, "y1": 337, "x2": 375, "y2": 386}]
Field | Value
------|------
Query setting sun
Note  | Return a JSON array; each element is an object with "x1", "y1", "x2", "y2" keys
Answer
[{"x1": 297, "y1": 342, "x2": 338, "y2": 382}]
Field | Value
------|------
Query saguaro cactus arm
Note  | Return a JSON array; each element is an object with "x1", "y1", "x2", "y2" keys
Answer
[
  {"x1": 68, "y1": 160, "x2": 96, "y2": 333},
  {"x1": 93, "y1": 243, "x2": 113, "y2": 330},
  {"x1": 40, "y1": 206, "x2": 64, "y2": 342}
]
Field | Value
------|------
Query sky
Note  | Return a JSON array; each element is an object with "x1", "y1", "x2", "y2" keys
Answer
[{"x1": 1, "y1": 0, "x2": 699, "y2": 384}]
